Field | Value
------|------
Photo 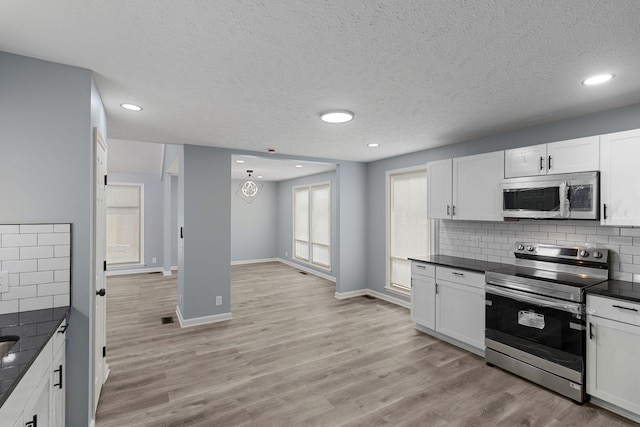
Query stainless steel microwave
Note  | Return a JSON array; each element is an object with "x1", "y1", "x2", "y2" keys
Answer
[{"x1": 501, "y1": 171, "x2": 599, "y2": 219}]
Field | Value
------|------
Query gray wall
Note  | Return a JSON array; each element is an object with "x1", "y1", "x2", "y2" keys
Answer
[
  {"x1": 277, "y1": 171, "x2": 338, "y2": 278},
  {"x1": 231, "y1": 179, "x2": 278, "y2": 262},
  {"x1": 171, "y1": 175, "x2": 178, "y2": 266},
  {"x1": 366, "y1": 102, "x2": 640, "y2": 300},
  {"x1": 0, "y1": 52, "x2": 103, "y2": 427},
  {"x1": 179, "y1": 145, "x2": 231, "y2": 320},
  {"x1": 108, "y1": 172, "x2": 164, "y2": 271}
]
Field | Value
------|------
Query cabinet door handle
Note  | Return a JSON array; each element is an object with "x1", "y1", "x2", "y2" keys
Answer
[
  {"x1": 452, "y1": 205, "x2": 456, "y2": 216},
  {"x1": 446, "y1": 205, "x2": 450, "y2": 215},
  {"x1": 25, "y1": 415, "x2": 37, "y2": 427},
  {"x1": 612, "y1": 304, "x2": 639, "y2": 312},
  {"x1": 54, "y1": 364, "x2": 63, "y2": 389},
  {"x1": 57, "y1": 324, "x2": 68, "y2": 334},
  {"x1": 589, "y1": 322, "x2": 594, "y2": 340},
  {"x1": 548, "y1": 155, "x2": 552, "y2": 170},
  {"x1": 603, "y1": 203, "x2": 607, "y2": 220},
  {"x1": 452, "y1": 271, "x2": 465, "y2": 277},
  {"x1": 540, "y1": 156, "x2": 544, "y2": 171},
  {"x1": 435, "y1": 283, "x2": 439, "y2": 294}
]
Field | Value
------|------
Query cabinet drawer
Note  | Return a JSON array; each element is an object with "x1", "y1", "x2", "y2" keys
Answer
[
  {"x1": 588, "y1": 295, "x2": 640, "y2": 326},
  {"x1": 52, "y1": 319, "x2": 67, "y2": 355},
  {"x1": 436, "y1": 266, "x2": 485, "y2": 289},
  {"x1": 411, "y1": 262, "x2": 435, "y2": 277}
]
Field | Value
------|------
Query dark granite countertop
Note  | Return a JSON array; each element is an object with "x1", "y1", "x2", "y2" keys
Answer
[
  {"x1": 408, "y1": 254, "x2": 510, "y2": 274},
  {"x1": 586, "y1": 280, "x2": 640, "y2": 304},
  {"x1": 0, "y1": 307, "x2": 69, "y2": 407}
]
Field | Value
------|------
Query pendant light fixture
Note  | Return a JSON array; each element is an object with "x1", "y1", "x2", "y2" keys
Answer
[{"x1": 236, "y1": 170, "x2": 263, "y2": 203}]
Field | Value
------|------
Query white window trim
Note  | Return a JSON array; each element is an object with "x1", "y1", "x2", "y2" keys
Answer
[
  {"x1": 106, "y1": 182, "x2": 145, "y2": 267},
  {"x1": 385, "y1": 165, "x2": 433, "y2": 296},
  {"x1": 292, "y1": 181, "x2": 332, "y2": 271}
]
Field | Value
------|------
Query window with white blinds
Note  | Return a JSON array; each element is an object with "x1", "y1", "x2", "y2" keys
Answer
[
  {"x1": 293, "y1": 182, "x2": 331, "y2": 269},
  {"x1": 106, "y1": 184, "x2": 144, "y2": 265},
  {"x1": 387, "y1": 168, "x2": 428, "y2": 293}
]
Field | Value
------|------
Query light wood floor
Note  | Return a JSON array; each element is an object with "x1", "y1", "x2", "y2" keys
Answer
[{"x1": 96, "y1": 262, "x2": 637, "y2": 426}]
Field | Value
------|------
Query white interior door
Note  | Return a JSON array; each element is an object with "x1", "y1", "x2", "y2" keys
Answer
[{"x1": 94, "y1": 128, "x2": 108, "y2": 415}]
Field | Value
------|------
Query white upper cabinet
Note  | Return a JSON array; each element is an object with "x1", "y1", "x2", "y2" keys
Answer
[
  {"x1": 453, "y1": 151, "x2": 504, "y2": 221},
  {"x1": 428, "y1": 152, "x2": 504, "y2": 221},
  {"x1": 504, "y1": 144, "x2": 547, "y2": 177},
  {"x1": 600, "y1": 128, "x2": 640, "y2": 226},
  {"x1": 505, "y1": 136, "x2": 599, "y2": 178},
  {"x1": 426, "y1": 158, "x2": 453, "y2": 219}
]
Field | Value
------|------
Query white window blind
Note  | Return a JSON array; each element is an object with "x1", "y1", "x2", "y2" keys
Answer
[
  {"x1": 106, "y1": 184, "x2": 143, "y2": 265},
  {"x1": 294, "y1": 182, "x2": 331, "y2": 269},
  {"x1": 388, "y1": 169, "x2": 428, "y2": 292}
]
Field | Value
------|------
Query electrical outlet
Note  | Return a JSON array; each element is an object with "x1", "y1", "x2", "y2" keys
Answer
[
  {"x1": 0, "y1": 271, "x2": 9, "y2": 293},
  {"x1": 216, "y1": 296, "x2": 222, "y2": 306},
  {"x1": 152, "y1": 257, "x2": 157, "y2": 263}
]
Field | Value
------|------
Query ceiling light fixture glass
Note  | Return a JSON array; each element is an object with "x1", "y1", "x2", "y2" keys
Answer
[
  {"x1": 582, "y1": 74, "x2": 614, "y2": 86},
  {"x1": 367, "y1": 143, "x2": 380, "y2": 147},
  {"x1": 235, "y1": 160, "x2": 245, "y2": 163},
  {"x1": 120, "y1": 103, "x2": 143, "y2": 111},
  {"x1": 295, "y1": 164, "x2": 303, "y2": 168},
  {"x1": 320, "y1": 110, "x2": 354, "y2": 123},
  {"x1": 235, "y1": 170, "x2": 263, "y2": 204}
]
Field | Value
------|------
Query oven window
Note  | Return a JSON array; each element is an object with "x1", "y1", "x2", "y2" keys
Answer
[
  {"x1": 503, "y1": 187, "x2": 560, "y2": 211},
  {"x1": 486, "y1": 292, "x2": 584, "y2": 372}
]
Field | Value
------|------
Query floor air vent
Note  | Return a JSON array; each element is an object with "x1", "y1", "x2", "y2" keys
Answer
[
  {"x1": 363, "y1": 295, "x2": 376, "y2": 300},
  {"x1": 161, "y1": 316, "x2": 174, "y2": 324}
]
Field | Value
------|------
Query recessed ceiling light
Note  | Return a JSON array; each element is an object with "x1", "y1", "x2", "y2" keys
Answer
[
  {"x1": 320, "y1": 110, "x2": 354, "y2": 124},
  {"x1": 367, "y1": 143, "x2": 380, "y2": 148},
  {"x1": 120, "y1": 103, "x2": 143, "y2": 111},
  {"x1": 582, "y1": 74, "x2": 614, "y2": 86},
  {"x1": 295, "y1": 164, "x2": 303, "y2": 168},
  {"x1": 257, "y1": 175, "x2": 263, "y2": 179},
  {"x1": 235, "y1": 160, "x2": 245, "y2": 164}
]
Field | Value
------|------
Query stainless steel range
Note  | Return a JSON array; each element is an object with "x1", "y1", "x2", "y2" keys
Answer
[{"x1": 485, "y1": 242, "x2": 609, "y2": 403}]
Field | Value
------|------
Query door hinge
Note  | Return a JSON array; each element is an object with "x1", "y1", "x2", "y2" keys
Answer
[
  {"x1": 103, "y1": 346, "x2": 106, "y2": 358},
  {"x1": 103, "y1": 260, "x2": 107, "y2": 271},
  {"x1": 104, "y1": 174, "x2": 108, "y2": 186}
]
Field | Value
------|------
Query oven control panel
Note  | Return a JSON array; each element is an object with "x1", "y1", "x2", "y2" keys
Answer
[{"x1": 514, "y1": 242, "x2": 608, "y2": 265}]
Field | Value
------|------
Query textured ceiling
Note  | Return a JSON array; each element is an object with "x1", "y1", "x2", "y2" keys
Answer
[{"x1": 1, "y1": 1, "x2": 640, "y2": 162}]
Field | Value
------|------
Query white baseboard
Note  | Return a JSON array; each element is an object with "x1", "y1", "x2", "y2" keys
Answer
[
  {"x1": 231, "y1": 258, "x2": 278, "y2": 266},
  {"x1": 175, "y1": 305, "x2": 232, "y2": 328},
  {"x1": 162, "y1": 270, "x2": 172, "y2": 276},
  {"x1": 171, "y1": 265, "x2": 178, "y2": 271},
  {"x1": 106, "y1": 267, "x2": 163, "y2": 277},
  {"x1": 89, "y1": 419, "x2": 96, "y2": 427},
  {"x1": 277, "y1": 258, "x2": 336, "y2": 282},
  {"x1": 334, "y1": 288, "x2": 411, "y2": 309}
]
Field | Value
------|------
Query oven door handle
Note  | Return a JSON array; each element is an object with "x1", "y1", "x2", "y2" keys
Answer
[{"x1": 485, "y1": 284, "x2": 583, "y2": 315}]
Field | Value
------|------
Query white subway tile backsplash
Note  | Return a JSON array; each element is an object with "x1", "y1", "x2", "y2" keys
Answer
[
  {"x1": 439, "y1": 219, "x2": 640, "y2": 283},
  {"x1": 20, "y1": 246, "x2": 54, "y2": 260},
  {"x1": 2, "y1": 233, "x2": 37, "y2": 247},
  {"x1": 20, "y1": 224, "x2": 54, "y2": 233},
  {"x1": 19, "y1": 296, "x2": 53, "y2": 311},
  {"x1": 0, "y1": 300, "x2": 19, "y2": 315},
  {"x1": 0, "y1": 247, "x2": 20, "y2": 261},
  {"x1": 38, "y1": 232, "x2": 70, "y2": 246},
  {"x1": 2, "y1": 259, "x2": 37, "y2": 273},
  {"x1": 20, "y1": 271, "x2": 54, "y2": 286},
  {"x1": 0, "y1": 223, "x2": 71, "y2": 313},
  {"x1": 38, "y1": 257, "x2": 70, "y2": 271}
]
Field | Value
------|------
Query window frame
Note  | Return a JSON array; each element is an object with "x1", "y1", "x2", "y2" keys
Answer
[
  {"x1": 292, "y1": 181, "x2": 331, "y2": 271},
  {"x1": 385, "y1": 166, "x2": 434, "y2": 296},
  {"x1": 106, "y1": 182, "x2": 145, "y2": 267}
]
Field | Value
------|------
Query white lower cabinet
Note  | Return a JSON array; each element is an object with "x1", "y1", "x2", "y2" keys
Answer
[
  {"x1": 411, "y1": 262, "x2": 485, "y2": 354},
  {"x1": 435, "y1": 279, "x2": 485, "y2": 350},
  {"x1": 0, "y1": 320, "x2": 67, "y2": 427},
  {"x1": 587, "y1": 295, "x2": 640, "y2": 421}
]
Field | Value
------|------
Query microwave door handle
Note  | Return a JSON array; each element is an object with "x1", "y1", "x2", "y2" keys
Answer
[{"x1": 559, "y1": 181, "x2": 569, "y2": 217}]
